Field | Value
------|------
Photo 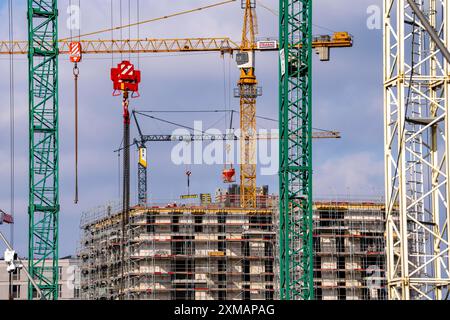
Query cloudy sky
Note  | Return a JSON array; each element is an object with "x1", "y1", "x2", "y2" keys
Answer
[{"x1": 0, "y1": 0, "x2": 384, "y2": 256}]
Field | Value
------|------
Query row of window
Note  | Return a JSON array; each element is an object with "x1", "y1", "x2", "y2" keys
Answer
[
  {"x1": 10, "y1": 267, "x2": 66, "y2": 282},
  {"x1": 9, "y1": 284, "x2": 76, "y2": 299},
  {"x1": 145, "y1": 215, "x2": 273, "y2": 233}
]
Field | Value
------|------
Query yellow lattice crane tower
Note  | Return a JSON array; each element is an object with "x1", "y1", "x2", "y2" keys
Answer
[{"x1": 236, "y1": 0, "x2": 259, "y2": 208}]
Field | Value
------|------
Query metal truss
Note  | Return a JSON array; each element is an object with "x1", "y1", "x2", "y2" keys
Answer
[
  {"x1": 27, "y1": 0, "x2": 59, "y2": 300},
  {"x1": 384, "y1": 0, "x2": 450, "y2": 300},
  {"x1": 138, "y1": 161, "x2": 147, "y2": 207},
  {"x1": 279, "y1": 0, "x2": 314, "y2": 300}
]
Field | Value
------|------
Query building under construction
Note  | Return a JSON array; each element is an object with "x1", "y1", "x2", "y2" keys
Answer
[
  {"x1": 312, "y1": 201, "x2": 386, "y2": 300},
  {"x1": 78, "y1": 187, "x2": 386, "y2": 300},
  {"x1": 78, "y1": 186, "x2": 276, "y2": 300}
]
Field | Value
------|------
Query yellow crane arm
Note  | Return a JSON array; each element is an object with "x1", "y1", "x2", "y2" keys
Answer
[
  {"x1": 0, "y1": 33, "x2": 352, "y2": 55},
  {"x1": 0, "y1": 38, "x2": 238, "y2": 55}
]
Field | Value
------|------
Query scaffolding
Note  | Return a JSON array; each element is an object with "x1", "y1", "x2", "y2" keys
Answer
[
  {"x1": 312, "y1": 201, "x2": 387, "y2": 300},
  {"x1": 78, "y1": 196, "x2": 276, "y2": 300},
  {"x1": 78, "y1": 197, "x2": 388, "y2": 300}
]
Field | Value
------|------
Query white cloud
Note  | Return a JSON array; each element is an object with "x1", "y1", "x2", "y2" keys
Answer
[{"x1": 314, "y1": 152, "x2": 384, "y2": 197}]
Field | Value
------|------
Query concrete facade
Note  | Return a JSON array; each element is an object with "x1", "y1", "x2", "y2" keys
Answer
[{"x1": 0, "y1": 256, "x2": 80, "y2": 300}]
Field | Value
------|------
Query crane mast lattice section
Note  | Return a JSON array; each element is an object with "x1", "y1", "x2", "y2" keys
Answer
[
  {"x1": 279, "y1": 0, "x2": 314, "y2": 300},
  {"x1": 384, "y1": 0, "x2": 450, "y2": 300},
  {"x1": 27, "y1": 0, "x2": 59, "y2": 300},
  {"x1": 237, "y1": 0, "x2": 260, "y2": 208}
]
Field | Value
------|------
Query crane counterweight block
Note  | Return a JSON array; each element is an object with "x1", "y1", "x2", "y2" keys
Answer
[{"x1": 111, "y1": 60, "x2": 141, "y2": 96}]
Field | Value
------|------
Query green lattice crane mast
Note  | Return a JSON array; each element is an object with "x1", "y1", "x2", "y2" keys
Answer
[
  {"x1": 27, "y1": 0, "x2": 59, "y2": 300},
  {"x1": 279, "y1": 0, "x2": 313, "y2": 300}
]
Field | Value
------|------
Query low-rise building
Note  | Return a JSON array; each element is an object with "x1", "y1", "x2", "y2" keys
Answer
[{"x1": 0, "y1": 256, "x2": 80, "y2": 300}]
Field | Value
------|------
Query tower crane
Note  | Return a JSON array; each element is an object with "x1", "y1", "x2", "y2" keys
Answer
[
  {"x1": 3, "y1": 1, "x2": 352, "y2": 299},
  {"x1": 234, "y1": 0, "x2": 352, "y2": 208},
  {"x1": 278, "y1": 0, "x2": 319, "y2": 301},
  {"x1": 110, "y1": 60, "x2": 141, "y2": 299},
  {"x1": 131, "y1": 110, "x2": 341, "y2": 207},
  {"x1": 236, "y1": 0, "x2": 259, "y2": 208},
  {"x1": 384, "y1": 0, "x2": 450, "y2": 300}
]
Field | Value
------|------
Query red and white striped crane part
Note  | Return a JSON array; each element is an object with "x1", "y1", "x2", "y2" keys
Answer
[{"x1": 69, "y1": 42, "x2": 82, "y2": 63}]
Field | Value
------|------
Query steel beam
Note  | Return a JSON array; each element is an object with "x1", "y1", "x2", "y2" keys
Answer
[
  {"x1": 27, "y1": 0, "x2": 59, "y2": 300},
  {"x1": 279, "y1": 0, "x2": 314, "y2": 300},
  {"x1": 384, "y1": 0, "x2": 450, "y2": 300}
]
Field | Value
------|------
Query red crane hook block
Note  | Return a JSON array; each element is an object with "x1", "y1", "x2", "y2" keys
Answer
[{"x1": 111, "y1": 60, "x2": 141, "y2": 97}]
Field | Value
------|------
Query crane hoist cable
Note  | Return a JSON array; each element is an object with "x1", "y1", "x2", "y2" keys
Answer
[
  {"x1": 8, "y1": 0, "x2": 14, "y2": 301},
  {"x1": 69, "y1": 0, "x2": 81, "y2": 204},
  {"x1": 137, "y1": 0, "x2": 140, "y2": 68},
  {"x1": 113, "y1": 110, "x2": 234, "y2": 153},
  {"x1": 60, "y1": 0, "x2": 236, "y2": 41},
  {"x1": 110, "y1": 0, "x2": 114, "y2": 67},
  {"x1": 223, "y1": 109, "x2": 236, "y2": 183},
  {"x1": 8, "y1": 0, "x2": 14, "y2": 247},
  {"x1": 111, "y1": 60, "x2": 141, "y2": 299},
  {"x1": 127, "y1": 0, "x2": 130, "y2": 43},
  {"x1": 73, "y1": 63, "x2": 79, "y2": 204},
  {"x1": 259, "y1": 0, "x2": 337, "y2": 34},
  {"x1": 120, "y1": 0, "x2": 123, "y2": 61},
  {"x1": 134, "y1": 112, "x2": 207, "y2": 135},
  {"x1": 136, "y1": 109, "x2": 338, "y2": 134}
]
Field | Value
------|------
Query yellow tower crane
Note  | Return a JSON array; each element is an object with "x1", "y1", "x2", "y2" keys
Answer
[
  {"x1": 233, "y1": 0, "x2": 353, "y2": 207},
  {"x1": 235, "y1": 0, "x2": 259, "y2": 208}
]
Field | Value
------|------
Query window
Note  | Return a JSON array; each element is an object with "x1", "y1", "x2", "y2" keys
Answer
[
  {"x1": 58, "y1": 266, "x2": 63, "y2": 280},
  {"x1": 265, "y1": 285, "x2": 274, "y2": 300},
  {"x1": 172, "y1": 215, "x2": 180, "y2": 232},
  {"x1": 218, "y1": 288, "x2": 227, "y2": 300},
  {"x1": 243, "y1": 284, "x2": 250, "y2": 300},
  {"x1": 194, "y1": 216, "x2": 203, "y2": 233},
  {"x1": 172, "y1": 284, "x2": 194, "y2": 300},
  {"x1": 146, "y1": 213, "x2": 155, "y2": 233},
  {"x1": 12, "y1": 285, "x2": 20, "y2": 299},
  {"x1": 74, "y1": 288, "x2": 80, "y2": 299},
  {"x1": 58, "y1": 284, "x2": 63, "y2": 298},
  {"x1": 12, "y1": 268, "x2": 20, "y2": 281},
  {"x1": 218, "y1": 239, "x2": 226, "y2": 252},
  {"x1": 218, "y1": 213, "x2": 226, "y2": 233},
  {"x1": 249, "y1": 215, "x2": 271, "y2": 230},
  {"x1": 32, "y1": 288, "x2": 38, "y2": 299}
]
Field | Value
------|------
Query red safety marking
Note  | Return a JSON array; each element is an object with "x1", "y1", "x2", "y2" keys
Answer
[{"x1": 69, "y1": 42, "x2": 82, "y2": 63}]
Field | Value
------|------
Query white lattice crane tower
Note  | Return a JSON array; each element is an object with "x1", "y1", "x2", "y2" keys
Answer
[{"x1": 384, "y1": 0, "x2": 450, "y2": 300}]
